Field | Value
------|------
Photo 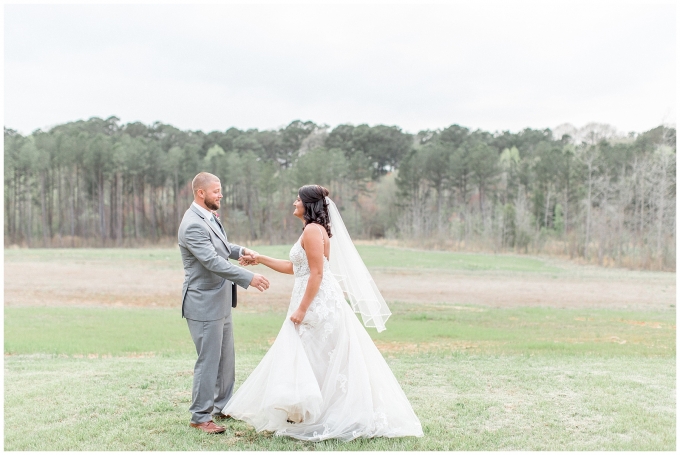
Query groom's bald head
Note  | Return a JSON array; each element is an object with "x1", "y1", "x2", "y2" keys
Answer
[
  {"x1": 192, "y1": 172, "x2": 222, "y2": 211},
  {"x1": 192, "y1": 172, "x2": 220, "y2": 195}
]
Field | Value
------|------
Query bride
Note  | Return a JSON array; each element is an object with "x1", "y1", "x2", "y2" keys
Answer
[{"x1": 223, "y1": 185, "x2": 423, "y2": 442}]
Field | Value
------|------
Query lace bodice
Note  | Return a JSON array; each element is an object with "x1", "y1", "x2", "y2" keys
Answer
[
  {"x1": 290, "y1": 236, "x2": 331, "y2": 278},
  {"x1": 288, "y1": 233, "x2": 342, "y2": 344}
]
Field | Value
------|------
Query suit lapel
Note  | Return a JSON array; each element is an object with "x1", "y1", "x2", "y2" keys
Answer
[
  {"x1": 190, "y1": 205, "x2": 230, "y2": 253},
  {"x1": 214, "y1": 216, "x2": 227, "y2": 239}
]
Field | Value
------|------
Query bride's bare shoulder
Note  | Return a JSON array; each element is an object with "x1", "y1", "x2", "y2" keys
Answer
[
  {"x1": 303, "y1": 223, "x2": 322, "y2": 233},
  {"x1": 301, "y1": 223, "x2": 324, "y2": 248}
]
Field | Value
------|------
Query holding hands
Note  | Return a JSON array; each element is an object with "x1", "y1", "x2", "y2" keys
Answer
[
  {"x1": 241, "y1": 248, "x2": 269, "y2": 291},
  {"x1": 240, "y1": 246, "x2": 296, "y2": 291},
  {"x1": 239, "y1": 248, "x2": 260, "y2": 266}
]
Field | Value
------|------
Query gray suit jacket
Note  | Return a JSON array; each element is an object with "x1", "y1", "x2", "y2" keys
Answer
[{"x1": 178, "y1": 205, "x2": 254, "y2": 321}]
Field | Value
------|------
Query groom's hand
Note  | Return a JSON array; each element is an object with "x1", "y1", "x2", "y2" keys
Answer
[
  {"x1": 239, "y1": 252, "x2": 259, "y2": 266},
  {"x1": 240, "y1": 248, "x2": 259, "y2": 266},
  {"x1": 250, "y1": 273, "x2": 270, "y2": 292},
  {"x1": 242, "y1": 247, "x2": 259, "y2": 258}
]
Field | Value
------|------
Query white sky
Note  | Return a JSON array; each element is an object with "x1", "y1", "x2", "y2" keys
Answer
[{"x1": 4, "y1": 1, "x2": 677, "y2": 135}]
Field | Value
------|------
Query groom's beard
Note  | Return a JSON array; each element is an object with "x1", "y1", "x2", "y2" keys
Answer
[{"x1": 205, "y1": 199, "x2": 220, "y2": 211}]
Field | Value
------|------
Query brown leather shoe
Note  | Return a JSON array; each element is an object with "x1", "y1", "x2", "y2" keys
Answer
[
  {"x1": 213, "y1": 413, "x2": 232, "y2": 420},
  {"x1": 189, "y1": 420, "x2": 226, "y2": 434}
]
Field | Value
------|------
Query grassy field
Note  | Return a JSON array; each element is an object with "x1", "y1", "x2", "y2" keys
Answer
[{"x1": 4, "y1": 246, "x2": 676, "y2": 450}]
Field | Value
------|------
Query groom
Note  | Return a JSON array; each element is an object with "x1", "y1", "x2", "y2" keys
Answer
[{"x1": 178, "y1": 172, "x2": 270, "y2": 434}]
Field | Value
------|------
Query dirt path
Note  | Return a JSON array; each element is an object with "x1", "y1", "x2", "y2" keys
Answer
[{"x1": 4, "y1": 260, "x2": 675, "y2": 311}]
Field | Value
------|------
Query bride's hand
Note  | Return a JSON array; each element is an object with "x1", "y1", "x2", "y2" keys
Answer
[
  {"x1": 239, "y1": 250, "x2": 260, "y2": 266},
  {"x1": 238, "y1": 256, "x2": 251, "y2": 266},
  {"x1": 290, "y1": 308, "x2": 307, "y2": 325}
]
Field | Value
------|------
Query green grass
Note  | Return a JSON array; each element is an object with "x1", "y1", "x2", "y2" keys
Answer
[
  {"x1": 4, "y1": 305, "x2": 676, "y2": 450},
  {"x1": 4, "y1": 247, "x2": 182, "y2": 268},
  {"x1": 353, "y1": 245, "x2": 562, "y2": 273},
  {"x1": 382, "y1": 302, "x2": 675, "y2": 357},
  {"x1": 4, "y1": 307, "x2": 284, "y2": 357},
  {"x1": 4, "y1": 305, "x2": 675, "y2": 359},
  {"x1": 4, "y1": 351, "x2": 674, "y2": 450}
]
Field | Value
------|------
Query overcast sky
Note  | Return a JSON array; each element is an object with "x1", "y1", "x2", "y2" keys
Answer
[{"x1": 4, "y1": 2, "x2": 676, "y2": 136}]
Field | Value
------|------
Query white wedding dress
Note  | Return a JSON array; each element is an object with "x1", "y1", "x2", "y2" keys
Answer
[{"x1": 223, "y1": 237, "x2": 423, "y2": 441}]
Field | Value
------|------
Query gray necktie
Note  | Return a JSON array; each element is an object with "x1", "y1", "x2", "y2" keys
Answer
[{"x1": 210, "y1": 216, "x2": 225, "y2": 236}]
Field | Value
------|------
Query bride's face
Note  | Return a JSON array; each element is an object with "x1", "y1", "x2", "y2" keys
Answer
[{"x1": 293, "y1": 195, "x2": 305, "y2": 220}]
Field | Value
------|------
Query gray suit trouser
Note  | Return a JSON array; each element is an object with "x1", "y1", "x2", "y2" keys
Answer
[{"x1": 186, "y1": 313, "x2": 235, "y2": 424}]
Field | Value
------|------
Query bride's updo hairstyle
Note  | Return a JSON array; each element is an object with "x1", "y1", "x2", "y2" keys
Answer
[{"x1": 298, "y1": 185, "x2": 332, "y2": 238}]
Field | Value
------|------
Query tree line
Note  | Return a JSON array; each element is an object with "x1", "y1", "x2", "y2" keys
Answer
[{"x1": 4, "y1": 117, "x2": 675, "y2": 270}]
